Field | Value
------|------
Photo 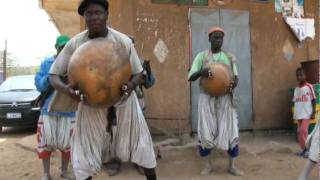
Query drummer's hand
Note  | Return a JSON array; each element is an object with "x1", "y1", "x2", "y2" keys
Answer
[
  {"x1": 201, "y1": 68, "x2": 213, "y2": 78},
  {"x1": 228, "y1": 81, "x2": 235, "y2": 93},
  {"x1": 121, "y1": 81, "x2": 135, "y2": 99},
  {"x1": 63, "y1": 85, "x2": 82, "y2": 102}
]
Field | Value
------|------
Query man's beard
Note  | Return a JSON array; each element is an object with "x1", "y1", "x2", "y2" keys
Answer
[{"x1": 211, "y1": 44, "x2": 222, "y2": 51}]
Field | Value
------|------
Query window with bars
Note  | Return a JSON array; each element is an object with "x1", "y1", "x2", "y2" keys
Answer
[{"x1": 151, "y1": 0, "x2": 208, "y2": 6}]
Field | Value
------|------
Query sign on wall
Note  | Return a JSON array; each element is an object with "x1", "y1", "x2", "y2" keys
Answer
[
  {"x1": 284, "y1": 17, "x2": 315, "y2": 42},
  {"x1": 152, "y1": 0, "x2": 208, "y2": 5},
  {"x1": 275, "y1": 0, "x2": 304, "y2": 17}
]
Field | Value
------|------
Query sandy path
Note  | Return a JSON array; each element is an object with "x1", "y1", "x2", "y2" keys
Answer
[{"x1": 0, "y1": 128, "x2": 318, "y2": 180}]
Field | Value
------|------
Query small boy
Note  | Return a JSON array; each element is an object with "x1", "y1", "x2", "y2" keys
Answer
[{"x1": 293, "y1": 67, "x2": 316, "y2": 158}]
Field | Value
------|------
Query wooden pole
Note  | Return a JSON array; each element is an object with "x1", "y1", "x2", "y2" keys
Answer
[{"x1": 3, "y1": 39, "x2": 7, "y2": 80}]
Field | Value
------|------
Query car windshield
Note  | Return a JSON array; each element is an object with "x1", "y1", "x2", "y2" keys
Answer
[{"x1": 0, "y1": 75, "x2": 36, "y2": 92}]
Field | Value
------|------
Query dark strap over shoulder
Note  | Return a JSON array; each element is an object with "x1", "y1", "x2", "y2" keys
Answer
[
  {"x1": 204, "y1": 49, "x2": 235, "y2": 75},
  {"x1": 203, "y1": 49, "x2": 212, "y2": 65},
  {"x1": 221, "y1": 49, "x2": 235, "y2": 77}
]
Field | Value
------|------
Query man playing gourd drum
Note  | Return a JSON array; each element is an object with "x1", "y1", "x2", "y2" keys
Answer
[
  {"x1": 188, "y1": 27, "x2": 244, "y2": 176},
  {"x1": 49, "y1": 0, "x2": 157, "y2": 180}
]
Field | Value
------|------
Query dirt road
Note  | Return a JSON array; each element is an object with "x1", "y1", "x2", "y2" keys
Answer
[{"x1": 0, "y1": 127, "x2": 318, "y2": 180}]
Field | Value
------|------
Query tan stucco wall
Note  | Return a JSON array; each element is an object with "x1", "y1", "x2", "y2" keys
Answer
[
  {"x1": 40, "y1": 0, "x2": 81, "y2": 37},
  {"x1": 42, "y1": 0, "x2": 319, "y2": 132},
  {"x1": 107, "y1": 0, "x2": 319, "y2": 131}
]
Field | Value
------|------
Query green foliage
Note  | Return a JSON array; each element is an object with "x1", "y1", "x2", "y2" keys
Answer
[
  {"x1": 7, "y1": 66, "x2": 39, "y2": 77},
  {"x1": 0, "y1": 50, "x2": 19, "y2": 67}
]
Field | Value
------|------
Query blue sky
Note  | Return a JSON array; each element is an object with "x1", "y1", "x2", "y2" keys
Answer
[{"x1": 0, "y1": 0, "x2": 59, "y2": 66}]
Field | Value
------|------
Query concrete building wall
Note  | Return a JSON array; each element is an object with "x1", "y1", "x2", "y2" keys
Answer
[
  {"x1": 42, "y1": 0, "x2": 319, "y2": 132},
  {"x1": 108, "y1": 0, "x2": 319, "y2": 131},
  {"x1": 40, "y1": 0, "x2": 81, "y2": 37}
]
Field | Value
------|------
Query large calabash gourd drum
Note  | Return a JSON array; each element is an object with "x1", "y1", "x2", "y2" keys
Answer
[
  {"x1": 67, "y1": 38, "x2": 132, "y2": 107},
  {"x1": 200, "y1": 63, "x2": 232, "y2": 97}
]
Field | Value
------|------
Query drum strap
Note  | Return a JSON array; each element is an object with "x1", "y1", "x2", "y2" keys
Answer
[
  {"x1": 222, "y1": 50, "x2": 236, "y2": 77},
  {"x1": 221, "y1": 50, "x2": 236, "y2": 106},
  {"x1": 204, "y1": 49, "x2": 235, "y2": 77}
]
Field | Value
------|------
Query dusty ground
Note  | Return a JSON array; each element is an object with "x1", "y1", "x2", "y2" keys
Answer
[{"x1": 0, "y1": 127, "x2": 318, "y2": 180}]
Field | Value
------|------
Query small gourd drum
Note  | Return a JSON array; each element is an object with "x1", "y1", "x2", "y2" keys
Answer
[{"x1": 200, "y1": 63, "x2": 233, "y2": 97}]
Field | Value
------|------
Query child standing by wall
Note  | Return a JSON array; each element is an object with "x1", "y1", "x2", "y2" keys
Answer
[{"x1": 293, "y1": 67, "x2": 316, "y2": 158}]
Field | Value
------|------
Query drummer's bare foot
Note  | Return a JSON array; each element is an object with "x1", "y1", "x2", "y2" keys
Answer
[
  {"x1": 60, "y1": 172, "x2": 76, "y2": 180},
  {"x1": 41, "y1": 158, "x2": 51, "y2": 180},
  {"x1": 200, "y1": 158, "x2": 213, "y2": 175},
  {"x1": 228, "y1": 157, "x2": 244, "y2": 176},
  {"x1": 60, "y1": 158, "x2": 75, "y2": 179},
  {"x1": 228, "y1": 167, "x2": 244, "y2": 176},
  {"x1": 41, "y1": 174, "x2": 52, "y2": 180},
  {"x1": 200, "y1": 166, "x2": 213, "y2": 175}
]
